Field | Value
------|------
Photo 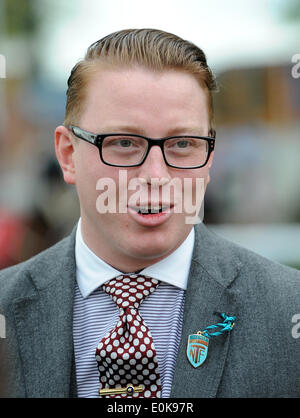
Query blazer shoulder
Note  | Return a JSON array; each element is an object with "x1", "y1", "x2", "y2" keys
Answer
[
  {"x1": 0, "y1": 231, "x2": 76, "y2": 308},
  {"x1": 194, "y1": 223, "x2": 300, "y2": 303}
]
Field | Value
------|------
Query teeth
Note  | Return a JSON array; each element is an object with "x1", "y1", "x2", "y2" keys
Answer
[{"x1": 136, "y1": 206, "x2": 168, "y2": 214}]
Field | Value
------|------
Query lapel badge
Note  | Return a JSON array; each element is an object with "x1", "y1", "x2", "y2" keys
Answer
[{"x1": 187, "y1": 331, "x2": 209, "y2": 368}]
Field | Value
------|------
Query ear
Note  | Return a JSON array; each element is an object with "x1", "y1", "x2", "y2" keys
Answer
[{"x1": 55, "y1": 125, "x2": 76, "y2": 185}]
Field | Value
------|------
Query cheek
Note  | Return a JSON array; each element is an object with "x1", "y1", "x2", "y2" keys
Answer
[
  {"x1": 178, "y1": 171, "x2": 209, "y2": 214},
  {"x1": 73, "y1": 148, "x2": 110, "y2": 209},
  {"x1": 195, "y1": 167, "x2": 210, "y2": 189},
  {"x1": 177, "y1": 169, "x2": 210, "y2": 193},
  {"x1": 74, "y1": 145, "x2": 97, "y2": 176},
  {"x1": 75, "y1": 159, "x2": 98, "y2": 196}
]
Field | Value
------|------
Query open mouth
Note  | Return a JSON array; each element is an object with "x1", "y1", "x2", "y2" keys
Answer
[
  {"x1": 127, "y1": 204, "x2": 173, "y2": 226},
  {"x1": 136, "y1": 206, "x2": 170, "y2": 215},
  {"x1": 137, "y1": 206, "x2": 169, "y2": 215}
]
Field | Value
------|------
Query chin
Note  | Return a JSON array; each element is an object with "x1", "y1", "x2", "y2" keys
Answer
[{"x1": 126, "y1": 234, "x2": 179, "y2": 261}]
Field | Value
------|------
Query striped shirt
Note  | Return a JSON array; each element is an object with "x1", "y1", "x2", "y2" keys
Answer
[{"x1": 73, "y1": 219, "x2": 194, "y2": 398}]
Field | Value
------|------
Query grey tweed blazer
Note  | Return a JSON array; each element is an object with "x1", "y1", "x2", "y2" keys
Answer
[{"x1": 1, "y1": 223, "x2": 300, "y2": 398}]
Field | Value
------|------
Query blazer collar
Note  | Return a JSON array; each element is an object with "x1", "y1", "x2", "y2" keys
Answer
[{"x1": 171, "y1": 223, "x2": 242, "y2": 398}]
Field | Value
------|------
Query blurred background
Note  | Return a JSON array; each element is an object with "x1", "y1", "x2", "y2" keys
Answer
[{"x1": 0, "y1": 0, "x2": 299, "y2": 269}]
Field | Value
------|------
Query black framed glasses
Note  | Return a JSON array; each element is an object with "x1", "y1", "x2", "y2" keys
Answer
[{"x1": 69, "y1": 125, "x2": 216, "y2": 169}]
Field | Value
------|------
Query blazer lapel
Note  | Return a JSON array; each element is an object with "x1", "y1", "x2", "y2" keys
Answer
[
  {"x1": 13, "y1": 229, "x2": 77, "y2": 398},
  {"x1": 171, "y1": 224, "x2": 241, "y2": 398}
]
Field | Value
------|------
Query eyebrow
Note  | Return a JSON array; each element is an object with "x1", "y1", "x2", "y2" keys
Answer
[
  {"x1": 95, "y1": 124, "x2": 208, "y2": 137},
  {"x1": 99, "y1": 124, "x2": 144, "y2": 134},
  {"x1": 167, "y1": 126, "x2": 207, "y2": 136}
]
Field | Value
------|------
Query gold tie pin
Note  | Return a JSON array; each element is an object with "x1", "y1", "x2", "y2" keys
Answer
[{"x1": 99, "y1": 384, "x2": 143, "y2": 396}]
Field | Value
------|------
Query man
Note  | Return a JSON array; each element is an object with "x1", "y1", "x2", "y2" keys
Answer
[{"x1": 0, "y1": 29, "x2": 300, "y2": 398}]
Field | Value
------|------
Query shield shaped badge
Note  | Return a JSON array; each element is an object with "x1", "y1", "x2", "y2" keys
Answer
[{"x1": 187, "y1": 333, "x2": 209, "y2": 368}]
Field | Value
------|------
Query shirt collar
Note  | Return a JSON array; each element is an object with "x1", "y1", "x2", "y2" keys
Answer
[{"x1": 75, "y1": 218, "x2": 194, "y2": 298}]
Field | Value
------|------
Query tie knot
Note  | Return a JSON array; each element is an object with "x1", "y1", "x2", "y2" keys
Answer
[{"x1": 103, "y1": 274, "x2": 160, "y2": 310}]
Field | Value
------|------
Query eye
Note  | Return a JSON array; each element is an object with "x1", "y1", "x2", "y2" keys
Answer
[
  {"x1": 119, "y1": 139, "x2": 132, "y2": 147},
  {"x1": 104, "y1": 137, "x2": 138, "y2": 148},
  {"x1": 165, "y1": 138, "x2": 195, "y2": 150},
  {"x1": 175, "y1": 140, "x2": 190, "y2": 148},
  {"x1": 102, "y1": 136, "x2": 146, "y2": 152}
]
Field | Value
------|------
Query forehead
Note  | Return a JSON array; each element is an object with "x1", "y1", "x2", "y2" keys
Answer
[{"x1": 80, "y1": 66, "x2": 209, "y2": 134}]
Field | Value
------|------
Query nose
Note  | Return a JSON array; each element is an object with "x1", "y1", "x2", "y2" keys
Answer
[{"x1": 137, "y1": 145, "x2": 171, "y2": 186}]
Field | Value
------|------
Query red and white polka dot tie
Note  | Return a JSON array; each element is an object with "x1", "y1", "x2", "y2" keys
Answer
[{"x1": 95, "y1": 274, "x2": 162, "y2": 398}]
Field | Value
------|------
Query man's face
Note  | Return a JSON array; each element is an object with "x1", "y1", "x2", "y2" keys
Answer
[{"x1": 57, "y1": 66, "x2": 213, "y2": 271}]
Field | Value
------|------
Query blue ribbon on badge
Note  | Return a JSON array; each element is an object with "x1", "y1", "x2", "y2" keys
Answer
[
  {"x1": 187, "y1": 313, "x2": 236, "y2": 368},
  {"x1": 201, "y1": 312, "x2": 236, "y2": 338}
]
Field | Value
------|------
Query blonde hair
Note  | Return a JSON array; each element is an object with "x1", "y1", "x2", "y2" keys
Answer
[{"x1": 64, "y1": 28, "x2": 217, "y2": 128}]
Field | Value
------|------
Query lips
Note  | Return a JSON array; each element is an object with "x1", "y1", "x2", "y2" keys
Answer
[
  {"x1": 127, "y1": 203, "x2": 174, "y2": 226},
  {"x1": 130, "y1": 204, "x2": 172, "y2": 215}
]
